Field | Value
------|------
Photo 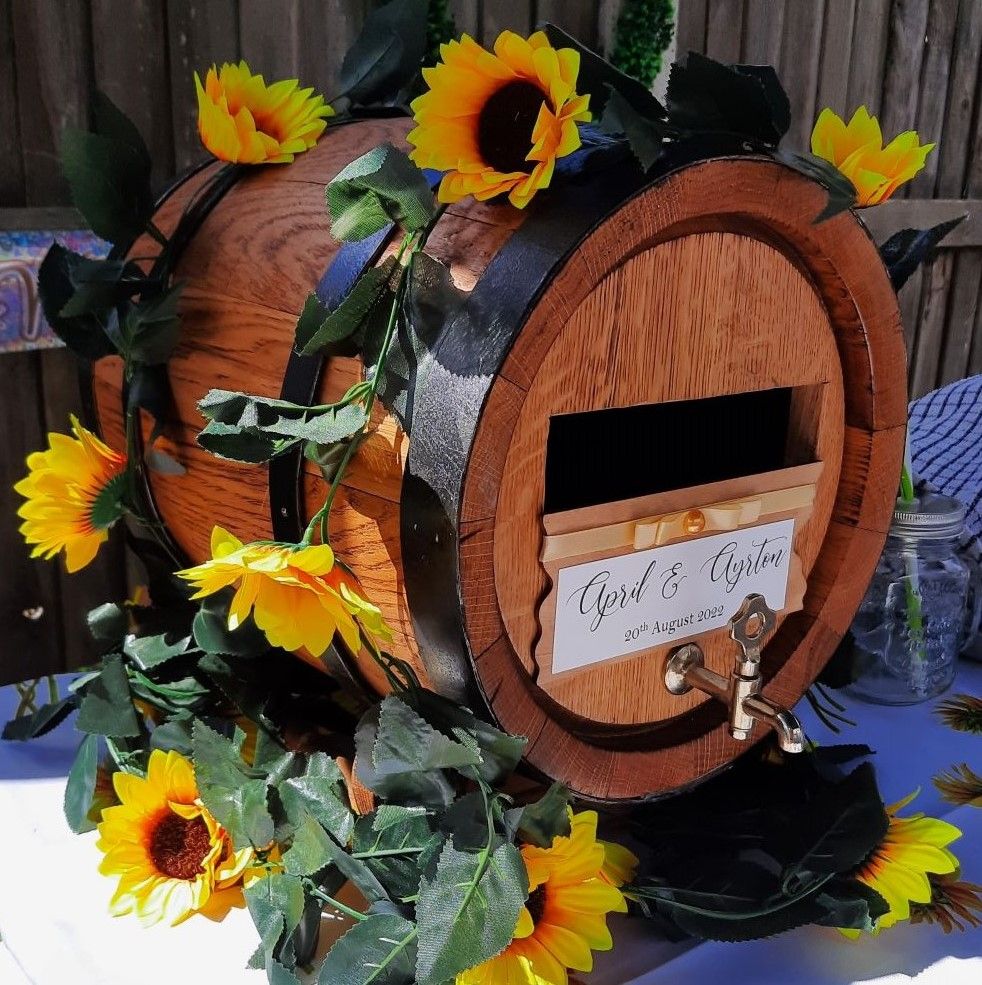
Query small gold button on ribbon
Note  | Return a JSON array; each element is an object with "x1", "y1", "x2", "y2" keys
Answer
[{"x1": 682, "y1": 509, "x2": 706, "y2": 534}]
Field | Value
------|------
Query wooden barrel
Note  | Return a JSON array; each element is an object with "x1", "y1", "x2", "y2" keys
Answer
[{"x1": 92, "y1": 117, "x2": 907, "y2": 802}]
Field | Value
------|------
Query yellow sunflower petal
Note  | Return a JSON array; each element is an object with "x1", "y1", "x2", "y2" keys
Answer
[{"x1": 196, "y1": 59, "x2": 333, "y2": 164}]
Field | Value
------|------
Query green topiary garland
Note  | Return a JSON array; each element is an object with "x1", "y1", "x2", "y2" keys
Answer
[{"x1": 609, "y1": 0, "x2": 675, "y2": 88}]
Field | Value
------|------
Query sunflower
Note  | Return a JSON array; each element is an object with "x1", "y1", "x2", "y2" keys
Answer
[
  {"x1": 408, "y1": 31, "x2": 591, "y2": 209},
  {"x1": 97, "y1": 749, "x2": 255, "y2": 926},
  {"x1": 195, "y1": 61, "x2": 333, "y2": 164},
  {"x1": 840, "y1": 790, "x2": 961, "y2": 937},
  {"x1": 176, "y1": 526, "x2": 392, "y2": 658},
  {"x1": 14, "y1": 414, "x2": 126, "y2": 573},
  {"x1": 910, "y1": 873, "x2": 982, "y2": 934},
  {"x1": 811, "y1": 106, "x2": 934, "y2": 206},
  {"x1": 457, "y1": 811, "x2": 636, "y2": 985}
]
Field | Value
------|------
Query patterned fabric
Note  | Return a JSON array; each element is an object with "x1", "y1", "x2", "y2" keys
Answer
[
  {"x1": 0, "y1": 230, "x2": 109, "y2": 353},
  {"x1": 909, "y1": 375, "x2": 982, "y2": 548}
]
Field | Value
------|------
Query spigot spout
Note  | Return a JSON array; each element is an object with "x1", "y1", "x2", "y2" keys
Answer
[{"x1": 743, "y1": 695, "x2": 806, "y2": 753}]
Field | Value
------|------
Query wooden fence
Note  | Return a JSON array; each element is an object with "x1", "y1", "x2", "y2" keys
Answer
[{"x1": 0, "y1": 0, "x2": 980, "y2": 683}]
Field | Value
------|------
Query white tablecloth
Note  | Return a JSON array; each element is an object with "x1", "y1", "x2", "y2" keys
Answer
[{"x1": 1, "y1": 665, "x2": 980, "y2": 985}]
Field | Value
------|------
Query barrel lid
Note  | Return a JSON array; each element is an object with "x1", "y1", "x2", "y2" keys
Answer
[{"x1": 891, "y1": 492, "x2": 966, "y2": 539}]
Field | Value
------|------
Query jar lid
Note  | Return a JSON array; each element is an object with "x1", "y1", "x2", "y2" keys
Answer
[{"x1": 891, "y1": 492, "x2": 966, "y2": 539}]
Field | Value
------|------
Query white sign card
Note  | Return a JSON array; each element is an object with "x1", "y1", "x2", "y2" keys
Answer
[{"x1": 551, "y1": 518, "x2": 795, "y2": 674}]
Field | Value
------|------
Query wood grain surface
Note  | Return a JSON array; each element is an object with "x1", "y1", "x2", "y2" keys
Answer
[{"x1": 461, "y1": 159, "x2": 905, "y2": 799}]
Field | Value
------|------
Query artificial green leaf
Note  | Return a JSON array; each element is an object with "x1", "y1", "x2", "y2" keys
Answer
[
  {"x1": 544, "y1": 23, "x2": 666, "y2": 120},
  {"x1": 777, "y1": 150, "x2": 856, "y2": 222},
  {"x1": 61, "y1": 126, "x2": 154, "y2": 248},
  {"x1": 318, "y1": 912, "x2": 417, "y2": 985},
  {"x1": 337, "y1": 0, "x2": 428, "y2": 107},
  {"x1": 64, "y1": 733, "x2": 100, "y2": 833},
  {"x1": 59, "y1": 256, "x2": 148, "y2": 319},
  {"x1": 374, "y1": 695, "x2": 481, "y2": 774},
  {"x1": 812, "y1": 878, "x2": 890, "y2": 930},
  {"x1": 297, "y1": 259, "x2": 397, "y2": 356},
  {"x1": 87, "y1": 602, "x2": 128, "y2": 644},
  {"x1": 305, "y1": 430, "x2": 367, "y2": 485},
  {"x1": 355, "y1": 704, "x2": 454, "y2": 808},
  {"x1": 353, "y1": 807, "x2": 442, "y2": 899},
  {"x1": 279, "y1": 752, "x2": 354, "y2": 843},
  {"x1": 879, "y1": 215, "x2": 966, "y2": 291},
  {"x1": 193, "y1": 720, "x2": 275, "y2": 849},
  {"x1": 148, "y1": 714, "x2": 194, "y2": 756},
  {"x1": 245, "y1": 873, "x2": 306, "y2": 971},
  {"x1": 192, "y1": 591, "x2": 271, "y2": 657},
  {"x1": 304, "y1": 817, "x2": 393, "y2": 903},
  {"x1": 370, "y1": 252, "x2": 463, "y2": 430},
  {"x1": 415, "y1": 841, "x2": 528, "y2": 985},
  {"x1": 37, "y1": 244, "x2": 119, "y2": 360},
  {"x1": 197, "y1": 419, "x2": 287, "y2": 463},
  {"x1": 125, "y1": 282, "x2": 184, "y2": 365},
  {"x1": 128, "y1": 669, "x2": 210, "y2": 713},
  {"x1": 1, "y1": 694, "x2": 78, "y2": 740},
  {"x1": 283, "y1": 813, "x2": 336, "y2": 877},
  {"x1": 76, "y1": 654, "x2": 141, "y2": 738},
  {"x1": 400, "y1": 690, "x2": 525, "y2": 787},
  {"x1": 777, "y1": 764, "x2": 888, "y2": 877},
  {"x1": 327, "y1": 143, "x2": 436, "y2": 242},
  {"x1": 126, "y1": 362, "x2": 171, "y2": 422},
  {"x1": 122, "y1": 633, "x2": 193, "y2": 671},
  {"x1": 508, "y1": 783, "x2": 571, "y2": 848},
  {"x1": 666, "y1": 52, "x2": 790, "y2": 147},
  {"x1": 269, "y1": 404, "x2": 368, "y2": 445},
  {"x1": 91, "y1": 89, "x2": 152, "y2": 173},
  {"x1": 600, "y1": 85, "x2": 666, "y2": 171}
]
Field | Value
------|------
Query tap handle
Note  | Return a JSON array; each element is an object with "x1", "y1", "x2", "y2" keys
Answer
[{"x1": 729, "y1": 593, "x2": 776, "y2": 670}]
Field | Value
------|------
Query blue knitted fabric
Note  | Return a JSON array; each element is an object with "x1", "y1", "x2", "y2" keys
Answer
[{"x1": 909, "y1": 374, "x2": 982, "y2": 551}]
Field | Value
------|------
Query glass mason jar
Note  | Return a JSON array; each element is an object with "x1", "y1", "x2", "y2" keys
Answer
[{"x1": 846, "y1": 493, "x2": 970, "y2": 705}]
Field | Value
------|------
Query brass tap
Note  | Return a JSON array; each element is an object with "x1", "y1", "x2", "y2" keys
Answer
[{"x1": 663, "y1": 593, "x2": 806, "y2": 753}]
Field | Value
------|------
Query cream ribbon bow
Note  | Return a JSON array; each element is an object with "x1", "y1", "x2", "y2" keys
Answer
[{"x1": 632, "y1": 498, "x2": 764, "y2": 549}]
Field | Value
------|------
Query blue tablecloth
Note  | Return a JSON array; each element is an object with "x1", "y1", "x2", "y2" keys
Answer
[{"x1": 1, "y1": 665, "x2": 980, "y2": 984}]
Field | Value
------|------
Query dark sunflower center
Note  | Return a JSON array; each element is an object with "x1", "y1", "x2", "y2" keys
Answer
[
  {"x1": 477, "y1": 80, "x2": 547, "y2": 174},
  {"x1": 526, "y1": 885, "x2": 547, "y2": 925},
  {"x1": 149, "y1": 813, "x2": 211, "y2": 880}
]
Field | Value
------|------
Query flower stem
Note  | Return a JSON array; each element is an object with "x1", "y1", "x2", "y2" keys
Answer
[
  {"x1": 299, "y1": 207, "x2": 447, "y2": 548},
  {"x1": 304, "y1": 881, "x2": 368, "y2": 922}
]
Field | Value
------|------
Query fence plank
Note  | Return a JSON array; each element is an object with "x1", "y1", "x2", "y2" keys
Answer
[
  {"x1": 239, "y1": 0, "x2": 300, "y2": 79},
  {"x1": 845, "y1": 0, "x2": 891, "y2": 114},
  {"x1": 936, "y1": 0, "x2": 982, "y2": 199},
  {"x1": 878, "y1": 0, "x2": 930, "y2": 358},
  {"x1": 91, "y1": 0, "x2": 176, "y2": 190},
  {"x1": 860, "y1": 198, "x2": 980, "y2": 246},
  {"x1": 167, "y1": 0, "x2": 240, "y2": 173},
  {"x1": 297, "y1": 0, "x2": 371, "y2": 101},
  {"x1": 705, "y1": 0, "x2": 744, "y2": 63},
  {"x1": 0, "y1": 0, "x2": 25, "y2": 207},
  {"x1": 879, "y1": 0, "x2": 930, "y2": 153},
  {"x1": 10, "y1": 0, "x2": 93, "y2": 205},
  {"x1": 741, "y1": 0, "x2": 785, "y2": 66},
  {"x1": 450, "y1": 0, "x2": 481, "y2": 40},
  {"x1": 596, "y1": 0, "x2": 624, "y2": 58},
  {"x1": 815, "y1": 0, "x2": 856, "y2": 117},
  {"x1": 675, "y1": 0, "x2": 708, "y2": 56},
  {"x1": 483, "y1": 0, "x2": 533, "y2": 40},
  {"x1": 0, "y1": 353, "x2": 65, "y2": 685},
  {"x1": 903, "y1": 0, "x2": 958, "y2": 392},
  {"x1": 908, "y1": 0, "x2": 958, "y2": 197},
  {"x1": 935, "y1": 0, "x2": 982, "y2": 389},
  {"x1": 539, "y1": 0, "x2": 597, "y2": 47},
  {"x1": 940, "y1": 248, "x2": 982, "y2": 386},
  {"x1": 780, "y1": 0, "x2": 826, "y2": 150}
]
